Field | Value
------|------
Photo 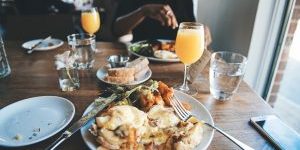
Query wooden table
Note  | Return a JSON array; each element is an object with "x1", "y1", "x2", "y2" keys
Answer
[{"x1": 0, "y1": 41, "x2": 275, "y2": 150}]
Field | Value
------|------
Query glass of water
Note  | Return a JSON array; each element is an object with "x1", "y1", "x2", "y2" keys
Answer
[
  {"x1": 57, "y1": 67, "x2": 80, "y2": 92},
  {"x1": 209, "y1": 51, "x2": 247, "y2": 100},
  {"x1": 0, "y1": 36, "x2": 11, "y2": 78},
  {"x1": 67, "y1": 33, "x2": 96, "y2": 69}
]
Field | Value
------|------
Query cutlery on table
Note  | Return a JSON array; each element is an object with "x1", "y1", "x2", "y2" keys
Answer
[
  {"x1": 27, "y1": 36, "x2": 52, "y2": 54},
  {"x1": 45, "y1": 94, "x2": 118, "y2": 150},
  {"x1": 169, "y1": 95, "x2": 255, "y2": 150}
]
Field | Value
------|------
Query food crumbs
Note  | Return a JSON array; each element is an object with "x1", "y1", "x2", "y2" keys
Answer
[
  {"x1": 33, "y1": 128, "x2": 40, "y2": 132},
  {"x1": 28, "y1": 137, "x2": 32, "y2": 140},
  {"x1": 33, "y1": 133, "x2": 37, "y2": 136},
  {"x1": 13, "y1": 134, "x2": 22, "y2": 141},
  {"x1": 48, "y1": 123, "x2": 52, "y2": 126}
]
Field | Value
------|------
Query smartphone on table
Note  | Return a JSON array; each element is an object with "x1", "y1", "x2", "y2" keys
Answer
[{"x1": 250, "y1": 115, "x2": 300, "y2": 150}]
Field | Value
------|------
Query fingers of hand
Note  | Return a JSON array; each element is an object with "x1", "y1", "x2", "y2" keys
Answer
[{"x1": 161, "y1": 5, "x2": 177, "y2": 28}]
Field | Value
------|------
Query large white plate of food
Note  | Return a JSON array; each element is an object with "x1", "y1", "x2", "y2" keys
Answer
[
  {"x1": 0, "y1": 96, "x2": 75, "y2": 147},
  {"x1": 128, "y1": 39, "x2": 180, "y2": 63},
  {"x1": 97, "y1": 57, "x2": 152, "y2": 86},
  {"x1": 80, "y1": 80, "x2": 214, "y2": 150}
]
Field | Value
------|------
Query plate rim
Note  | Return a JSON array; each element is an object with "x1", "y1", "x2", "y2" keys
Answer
[
  {"x1": 0, "y1": 96, "x2": 75, "y2": 147},
  {"x1": 128, "y1": 39, "x2": 180, "y2": 63},
  {"x1": 80, "y1": 90, "x2": 214, "y2": 150},
  {"x1": 96, "y1": 67, "x2": 152, "y2": 86},
  {"x1": 22, "y1": 39, "x2": 64, "y2": 51}
]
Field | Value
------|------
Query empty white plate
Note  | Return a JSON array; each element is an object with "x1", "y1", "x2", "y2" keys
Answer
[
  {"x1": 22, "y1": 39, "x2": 63, "y2": 51},
  {"x1": 0, "y1": 96, "x2": 75, "y2": 147}
]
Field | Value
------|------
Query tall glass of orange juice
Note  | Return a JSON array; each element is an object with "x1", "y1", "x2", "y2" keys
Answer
[
  {"x1": 175, "y1": 22, "x2": 205, "y2": 94},
  {"x1": 81, "y1": 7, "x2": 100, "y2": 35}
]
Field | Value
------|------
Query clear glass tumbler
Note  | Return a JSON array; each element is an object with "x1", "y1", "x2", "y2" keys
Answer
[
  {"x1": 209, "y1": 51, "x2": 247, "y2": 100},
  {"x1": 0, "y1": 36, "x2": 11, "y2": 78},
  {"x1": 67, "y1": 33, "x2": 96, "y2": 69},
  {"x1": 57, "y1": 67, "x2": 80, "y2": 92}
]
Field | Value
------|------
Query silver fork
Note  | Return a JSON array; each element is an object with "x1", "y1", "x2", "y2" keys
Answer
[{"x1": 170, "y1": 95, "x2": 254, "y2": 150}]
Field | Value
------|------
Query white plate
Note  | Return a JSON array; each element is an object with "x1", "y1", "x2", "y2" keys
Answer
[
  {"x1": 22, "y1": 39, "x2": 63, "y2": 51},
  {"x1": 80, "y1": 90, "x2": 214, "y2": 150},
  {"x1": 0, "y1": 96, "x2": 75, "y2": 147},
  {"x1": 96, "y1": 67, "x2": 152, "y2": 86},
  {"x1": 128, "y1": 40, "x2": 180, "y2": 63}
]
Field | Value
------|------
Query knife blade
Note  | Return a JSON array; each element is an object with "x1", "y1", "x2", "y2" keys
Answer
[
  {"x1": 45, "y1": 94, "x2": 118, "y2": 150},
  {"x1": 27, "y1": 36, "x2": 52, "y2": 54}
]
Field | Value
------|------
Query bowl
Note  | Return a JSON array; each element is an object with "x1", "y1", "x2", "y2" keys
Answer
[{"x1": 107, "y1": 55, "x2": 129, "y2": 68}]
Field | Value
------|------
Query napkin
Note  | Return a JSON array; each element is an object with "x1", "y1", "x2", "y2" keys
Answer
[{"x1": 55, "y1": 51, "x2": 77, "y2": 69}]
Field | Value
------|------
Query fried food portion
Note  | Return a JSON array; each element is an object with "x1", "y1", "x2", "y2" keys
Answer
[
  {"x1": 139, "y1": 89, "x2": 164, "y2": 112},
  {"x1": 158, "y1": 81, "x2": 174, "y2": 106}
]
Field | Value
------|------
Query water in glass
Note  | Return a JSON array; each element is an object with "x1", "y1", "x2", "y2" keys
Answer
[{"x1": 0, "y1": 37, "x2": 11, "y2": 78}]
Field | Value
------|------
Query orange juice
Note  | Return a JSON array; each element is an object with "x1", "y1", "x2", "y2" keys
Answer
[
  {"x1": 175, "y1": 29, "x2": 204, "y2": 65},
  {"x1": 81, "y1": 12, "x2": 100, "y2": 35}
]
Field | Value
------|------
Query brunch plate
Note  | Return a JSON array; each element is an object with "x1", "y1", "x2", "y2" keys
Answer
[
  {"x1": 0, "y1": 96, "x2": 75, "y2": 147},
  {"x1": 80, "y1": 90, "x2": 214, "y2": 150},
  {"x1": 96, "y1": 67, "x2": 152, "y2": 86},
  {"x1": 22, "y1": 38, "x2": 63, "y2": 51},
  {"x1": 128, "y1": 39, "x2": 180, "y2": 63}
]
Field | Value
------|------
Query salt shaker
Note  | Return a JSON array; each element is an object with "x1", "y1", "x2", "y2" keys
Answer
[{"x1": 0, "y1": 36, "x2": 11, "y2": 78}]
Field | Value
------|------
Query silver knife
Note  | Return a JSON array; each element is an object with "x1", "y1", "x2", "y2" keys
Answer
[
  {"x1": 45, "y1": 94, "x2": 118, "y2": 150},
  {"x1": 27, "y1": 36, "x2": 52, "y2": 54}
]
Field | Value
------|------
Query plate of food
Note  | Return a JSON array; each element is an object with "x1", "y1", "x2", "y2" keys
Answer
[
  {"x1": 22, "y1": 38, "x2": 63, "y2": 51},
  {"x1": 97, "y1": 57, "x2": 152, "y2": 86},
  {"x1": 128, "y1": 39, "x2": 180, "y2": 63},
  {"x1": 80, "y1": 80, "x2": 214, "y2": 150},
  {"x1": 0, "y1": 96, "x2": 75, "y2": 147}
]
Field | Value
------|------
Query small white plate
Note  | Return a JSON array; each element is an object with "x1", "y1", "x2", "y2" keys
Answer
[
  {"x1": 0, "y1": 96, "x2": 75, "y2": 147},
  {"x1": 128, "y1": 39, "x2": 180, "y2": 63},
  {"x1": 80, "y1": 90, "x2": 214, "y2": 150},
  {"x1": 96, "y1": 67, "x2": 152, "y2": 86},
  {"x1": 22, "y1": 39, "x2": 63, "y2": 51}
]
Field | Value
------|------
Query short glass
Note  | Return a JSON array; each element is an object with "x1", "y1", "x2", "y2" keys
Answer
[
  {"x1": 0, "y1": 36, "x2": 11, "y2": 78},
  {"x1": 67, "y1": 33, "x2": 96, "y2": 69},
  {"x1": 209, "y1": 51, "x2": 247, "y2": 100},
  {"x1": 57, "y1": 67, "x2": 80, "y2": 92}
]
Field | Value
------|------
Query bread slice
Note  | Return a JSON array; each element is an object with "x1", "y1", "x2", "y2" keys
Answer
[
  {"x1": 134, "y1": 66, "x2": 149, "y2": 80},
  {"x1": 126, "y1": 57, "x2": 149, "y2": 73},
  {"x1": 105, "y1": 76, "x2": 134, "y2": 84},
  {"x1": 107, "y1": 67, "x2": 135, "y2": 77}
]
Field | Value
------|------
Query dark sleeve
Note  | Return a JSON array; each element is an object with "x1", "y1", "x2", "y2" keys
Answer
[
  {"x1": 114, "y1": 0, "x2": 140, "y2": 21},
  {"x1": 112, "y1": 0, "x2": 140, "y2": 35},
  {"x1": 185, "y1": 0, "x2": 195, "y2": 21}
]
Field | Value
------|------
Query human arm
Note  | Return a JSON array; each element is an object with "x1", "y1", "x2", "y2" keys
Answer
[{"x1": 113, "y1": 4, "x2": 178, "y2": 37}]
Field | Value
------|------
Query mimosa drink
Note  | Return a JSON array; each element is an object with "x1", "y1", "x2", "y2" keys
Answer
[
  {"x1": 175, "y1": 29, "x2": 204, "y2": 65},
  {"x1": 81, "y1": 8, "x2": 100, "y2": 35},
  {"x1": 175, "y1": 22, "x2": 205, "y2": 94}
]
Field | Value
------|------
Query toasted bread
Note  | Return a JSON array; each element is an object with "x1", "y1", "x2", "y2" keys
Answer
[
  {"x1": 105, "y1": 76, "x2": 134, "y2": 84},
  {"x1": 127, "y1": 57, "x2": 149, "y2": 73},
  {"x1": 107, "y1": 68, "x2": 135, "y2": 77}
]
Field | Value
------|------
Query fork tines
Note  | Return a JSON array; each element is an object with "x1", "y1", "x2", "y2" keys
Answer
[{"x1": 170, "y1": 95, "x2": 192, "y2": 121}]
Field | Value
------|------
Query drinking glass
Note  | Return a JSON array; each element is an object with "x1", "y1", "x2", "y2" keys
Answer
[
  {"x1": 209, "y1": 51, "x2": 247, "y2": 100},
  {"x1": 81, "y1": 7, "x2": 100, "y2": 35},
  {"x1": 57, "y1": 67, "x2": 80, "y2": 92},
  {"x1": 175, "y1": 22, "x2": 205, "y2": 94},
  {"x1": 67, "y1": 33, "x2": 96, "y2": 69},
  {"x1": 0, "y1": 36, "x2": 11, "y2": 78}
]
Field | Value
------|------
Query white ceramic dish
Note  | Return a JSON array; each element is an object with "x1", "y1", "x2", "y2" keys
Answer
[
  {"x1": 22, "y1": 38, "x2": 63, "y2": 51},
  {"x1": 80, "y1": 90, "x2": 214, "y2": 150},
  {"x1": 0, "y1": 96, "x2": 75, "y2": 147},
  {"x1": 128, "y1": 39, "x2": 180, "y2": 63},
  {"x1": 96, "y1": 67, "x2": 152, "y2": 86}
]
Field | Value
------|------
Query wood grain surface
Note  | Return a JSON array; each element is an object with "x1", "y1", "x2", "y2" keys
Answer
[{"x1": 0, "y1": 41, "x2": 275, "y2": 150}]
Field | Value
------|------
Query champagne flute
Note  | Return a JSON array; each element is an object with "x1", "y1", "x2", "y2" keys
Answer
[
  {"x1": 81, "y1": 7, "x2": 100, "y2": 35},
  {"x1": 175, "y1": 22, "x2": 205, "y2": 94}
]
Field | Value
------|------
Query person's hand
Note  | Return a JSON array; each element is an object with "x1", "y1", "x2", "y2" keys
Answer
[{"x1": 141, "y1": 4, "x2": 178, "y2": 29}]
